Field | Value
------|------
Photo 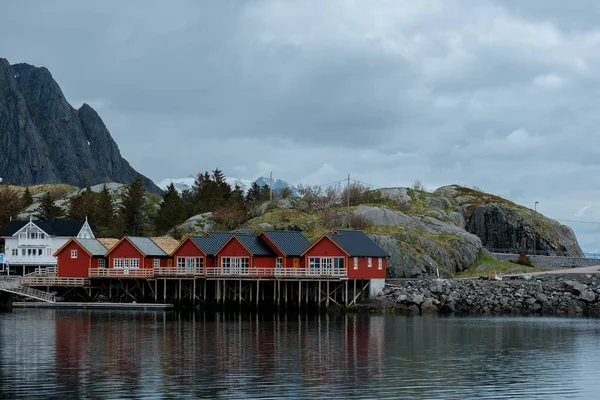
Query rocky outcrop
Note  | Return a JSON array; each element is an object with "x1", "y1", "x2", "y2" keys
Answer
[
  {"x1": 366, "y1": 274, "x2": 600, "y2": 316},
  {"x1": 435, "y1": 185, "x2": 583, "y2": 257},
  {"x1": 353, "y1": 206, "x2": 482, "y2": 278},
  {"x1": 0, "y1": 58, "x2": 161, "y2": 194},
  {"x1": 174, "y1": 212, "x2": 215, "y2": 234}
]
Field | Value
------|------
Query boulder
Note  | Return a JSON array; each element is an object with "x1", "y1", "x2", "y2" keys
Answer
[
  {"x1": 578, "y1": 290, "x2": 597, "y2": 303},
  {"x1": 174, "y1": 212, "x2": 214, "y2": 234}
]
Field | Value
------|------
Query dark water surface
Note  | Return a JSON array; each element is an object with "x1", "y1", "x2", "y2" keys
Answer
[{"x1": 1, "y1": 310, "x2": 599, "y2": 399}]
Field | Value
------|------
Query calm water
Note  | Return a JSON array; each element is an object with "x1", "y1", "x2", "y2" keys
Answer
[{"x1": 1, "y1": 311, "x2": 600, "y2": 399}]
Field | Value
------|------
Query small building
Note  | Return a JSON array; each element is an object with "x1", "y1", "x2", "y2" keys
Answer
[
  {"x1": 102, "y1": 236, "x2": 170, "y2": 276},
  {"x1": 302, "y1": 230, "x2": 389, "y2": 295},
  {"x1": 214, "y1": 233, "x2": 275, "y2": 274},
  {"x1": 1, "y1": 218, "x2": 94, "y2": 275},
  {"x1": 54, "y1": 238, "x2": 109, "y2": 278},
  {"x1": 259, "y1": 230, "x2": 311, "y2": 269},
  {"x1": 171, "y1": 232, "x2": 233, "y2": 273}
]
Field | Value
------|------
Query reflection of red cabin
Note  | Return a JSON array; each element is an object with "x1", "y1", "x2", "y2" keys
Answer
[
  {"x1": 54, "y1": 238, "x2": 109, "y2": 277},
  {"x1": 105, "y1": 236, "x2": 171, "y2": 269},
  {"x1": 301, "y1": 230, "x2": 388, "y2": 279},
  {"x1": 259, "y1": 231, "x2": 311, "y2": 269},
  {"x1": 171, "y1": 232, "x2": 233, "y2": 269}
]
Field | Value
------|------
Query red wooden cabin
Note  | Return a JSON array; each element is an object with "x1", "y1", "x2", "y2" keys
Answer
[
  {"x1": 301, "y1": 230, "x2": 388, "y2": 279},
  {"x1": 213, "y1": 234, "x2": 276, "y2": 275},
  {"x1": 171, "y1": 232, "x2": 233, "y2": 272},
  {"x1": 259, "y1": 230, "x2": 311, "y2": 269},
  {"x1": 54, "y1": 238, "x2": 109, "y2": 278},
  {"x1": 105, "y1": 236, "x2": 170, "y2": 272}
]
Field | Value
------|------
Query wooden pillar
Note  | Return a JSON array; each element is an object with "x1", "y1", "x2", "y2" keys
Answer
[
  {"x1": 326, "y1": 280, "x2": 330, "y2": 308},
  {"x1": 239, "y1": 279, "x2": 242, "y2": 305},
  {"x1": 298, "y1": 281, "x2": 302, "y2": 310},
  {"x1": 345, "y1": 281, "x2": 348, "y2": 307},
  {"x1": 216, "y1": 280, "x2": 220, "y2": 303},
  {"x1": 256, "y1": 280, "x2": 260, "y2": 306},
  {"x1": 193, "y1": 279, "x2": 197, "y2": 306},
  {"x1": 284, "y1": 281, "x2": 287, "y2": 305},
  {"x1": 203, "y1": 280, "x2": 207, "y2": 301},
  {"x1": 155, "y1": 279, "x2": 158, "y2": 302},
  {"x1": 318, "y1": 281, "x2": 321, "y2": 307},
  {"x1": 305, "y1": 283, "x2": 308, "y2": 305}
]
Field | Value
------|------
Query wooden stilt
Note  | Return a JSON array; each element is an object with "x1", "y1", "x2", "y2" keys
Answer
[
  {"x1": 203, "y1": 280, "x2": 207, "y2": 301},
  {"x1": 326, "y1": 281, "x2": 330, "y2": 308},
  {"x1": 298, "y1": 281, "x2": 302, "y2": 310},
  {"x1": 155, "y1": 279, "x2": 158, "y2": 302},
  {"x1": 239, "y1": 279, "x2": 242, "y2": 305},
  {"x1": 193, "y1": 279, "x2": 197, "y2": 306},
  {"x1": 318, "y1": 281, "x2": 321, "y2": 307},
  {"x1": 256, "y1": 280, "x2": 260, "y2": 306}
]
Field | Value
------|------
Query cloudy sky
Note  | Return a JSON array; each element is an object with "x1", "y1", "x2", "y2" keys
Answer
[{"x1": 2, "y1": 0, "x2": 600, "y2": 252}]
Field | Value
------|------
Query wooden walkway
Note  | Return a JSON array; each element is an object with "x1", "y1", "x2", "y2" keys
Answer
[{"x1": 12, "y1": 302, "x2": 173, "y2": 310}]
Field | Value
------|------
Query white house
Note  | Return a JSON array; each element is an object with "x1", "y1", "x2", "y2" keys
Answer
[{"x1": 0, "y1": 218, "x2": 95, "y2": 275}]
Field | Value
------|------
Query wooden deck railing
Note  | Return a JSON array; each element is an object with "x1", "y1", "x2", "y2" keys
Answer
[
  {"x1": 21, "y1": 276, "x2": 89, "y2": 287},
  {"x1": 88, "y1": 268, "x2": 155, "y2": 278},
  {"x1": 204, "y1": 267, "x2": 347, "y2": 278},
  {"x1": 153, "y1": 267, "x2": 205, "y2": 276}
]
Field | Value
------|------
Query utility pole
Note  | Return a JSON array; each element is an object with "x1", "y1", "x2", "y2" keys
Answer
[
  {"x1": 269, "y1": 171, "x2": 273, "y2": 202},
  {"x1": 347, "y1": 173, "x2": 351, "y2": 228},
  {"x1": 533, "y1": 201, "x2": 539, "y2": 255}
]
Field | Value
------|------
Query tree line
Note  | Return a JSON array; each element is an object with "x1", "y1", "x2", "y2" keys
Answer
[{"x1": 0, "y1": 168, "x2": 275, "y2": 238}]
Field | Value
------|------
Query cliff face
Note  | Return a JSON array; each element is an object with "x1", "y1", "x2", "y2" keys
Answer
[{"x1": 0, "y1": 58, "x2": 161, "y2": 194}]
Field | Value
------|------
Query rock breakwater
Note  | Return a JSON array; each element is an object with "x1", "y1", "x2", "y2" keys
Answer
[{"x1": 359, "y1": 274, "x2": 600, "y2": 316}]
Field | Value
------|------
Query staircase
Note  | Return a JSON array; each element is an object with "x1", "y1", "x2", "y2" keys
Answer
[{"x1": 0, "y1": 277, "x2": 56, "y2": 303}]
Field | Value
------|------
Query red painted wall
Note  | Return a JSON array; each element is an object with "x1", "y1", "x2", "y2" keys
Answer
[
  {"x1": 172, "y1": 239, "x2": 214, "y2": 267},
  {"x1": 108, "y1": 239, "x2": 144, "y2": 269},
  {"x1": 254, "y1": 256, "x2": 276, "y2": 269},
  {"x1": 143, "y1": 257, "x2": 170, "y2": 268},
  {"x1": 57, "y1": 241, "x2": 91, "y2": 278},
  {"x1": 347, "y1": 256, "x2": 387, "y2": 279},
  {"x1": 304, "y1": 237, "x2": 347, "y2": 260},
  {"x1": 216, "y1": 238, "x2": 253, "y2": 269}
]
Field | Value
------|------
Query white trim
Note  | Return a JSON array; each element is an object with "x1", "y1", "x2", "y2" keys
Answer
[
  {"x1": 11, "y1": 221, "x2": 50, "y2": 237},
  {"x1": 71, "y1": 250, "x2": 78, "y2": 259},
  {"x1": 368, "y1": 257, "x2": 372, "y2": 268}
]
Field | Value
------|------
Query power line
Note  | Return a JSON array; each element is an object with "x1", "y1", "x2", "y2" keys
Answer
[{"x1": 556, "y1": 219, "x2": 600, "y2": 225}]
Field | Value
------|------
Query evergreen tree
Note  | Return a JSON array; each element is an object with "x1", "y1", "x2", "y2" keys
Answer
[
  {"x1": 180, "y1": 188, "x2": 196, "y2": 219},
  {"x1": 260, "y1": 184, "x2": 271, "y2": 202},
  {"x1": 0, "y1": 185, "x2": 23, "y2": 233},
  {"x1": 96, "y1": 185, "x2": 116, "y2": 237},
  {"x1": 120, "y1": 175, "x2": 147, "y2": 236},
  {"x1": 21, "y1": 187, "x2": 33, "y2": 209},
  {"x1": 153, "y1": 183, "x2": 185, "y2": 234},
  {"x1": 212, "y1": 168, "x2": 232, "y2": 204},
  {"x1": 35, "y1": 191, "x2": 64, "y2": 220},
  {"x1": 67, "y1": 187, "x2": 97, "y2": 221},
  {"x1": 245, "y1": 182, "x2": 262, "y2": 206},
  {"x1": 229, "y1": 184, "x2": 245, "y2": 205}
]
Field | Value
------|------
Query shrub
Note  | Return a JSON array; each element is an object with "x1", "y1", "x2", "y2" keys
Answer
[
  {"x1": 513, "y1": 251, "x2": 533, "y2": 267},
  {"x1": 213, "y1": 204, "x2": 249, "y2": 230}
]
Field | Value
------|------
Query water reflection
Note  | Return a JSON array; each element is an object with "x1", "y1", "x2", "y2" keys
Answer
[{"x1": 1, "y1": 311, "x2": 600, "y2": 399}]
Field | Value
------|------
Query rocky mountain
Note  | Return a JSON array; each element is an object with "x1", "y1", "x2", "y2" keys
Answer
[{"x1": 0, "y1": 58, "x2": 161, "y2": 194}]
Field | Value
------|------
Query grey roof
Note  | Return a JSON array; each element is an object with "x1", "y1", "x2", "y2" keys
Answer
[
  {"x1": 326, "y1": 230, "x2": 389, "y2": 257},
  {"x1": 189, "y1": 232, "x2": 233, "y2": 256},
  {"x1": 262, "y1": 231, "x2": 311, "y2": 256},
  {"x1": 235, "y1": 234, "x2": 275, "y2": 256},
  {"x1": 77, "y1": 239, "x2": 108, "y2": 256},
  {"x1": 3, "y1": 219, "x2": 85, "y2": 237},
  {"x1": 127, "y1": 236, "x2": 167, "y2": 257}
]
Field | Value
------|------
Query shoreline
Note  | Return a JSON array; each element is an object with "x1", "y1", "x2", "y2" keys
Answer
[{"x1": 351, "y1": 273, "x2": 600, "y2": 316}]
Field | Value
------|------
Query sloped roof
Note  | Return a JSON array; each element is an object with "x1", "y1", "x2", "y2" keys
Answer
[
  {"x1": 151, "y1": 237, "x2": 180, "y2": 254},
  {"x1": 97, "y1": 238, "x2": 119, "y2": 251},
  {"x1": 77, "y1": 239, "x2": 108, "y2": 256},
  {"x1": 127, "y1": 236, "x2": 167, "y2": 257},
  {"x1": 2, "y1": 220, "x2": 85, "y2": 237},
  {"x1": 326, "y1": 230, "x2": 389, "y2": 257},
  {"x1": 189, "y1": 232, "x2": 233, "y2": 256},
  {"x1": 235, "y1": 234, "x2": 275, "y2": 256},
  {"x1": 261, "y1": 230, "x2": 311, "y2": 256}
]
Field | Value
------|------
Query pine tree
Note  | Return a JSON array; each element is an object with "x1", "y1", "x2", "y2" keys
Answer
[
  {"x1": 36, "y1": 191, "x2": 64, "y2": 220},
  {"x1": 120, "y1": 176, "x2": 147, "y2": 236},
  {"x1": 260, "y1": 184, "x2": 271, "y2": 202},
  {"x1": 96, "y1": 185, "x2": 116, "y2": 237},
  {"x1": 21, "y1": 187, "x2": 33, "y2": 209},
  {"x1": 153, "y1": 183, "x2": 184, "y2": 234},
  {"x1": 67, "y1": 187, "x2": 97, "y2": 221},
  {"x1": 180, "y1": 188, "x2": 196, "y2": 219},
  {"x1": 245, "y1": 182, "x2": 262, "y2": 206},
  {"x1": 0, "y1": 185, "x2": 22, "y2": 233}
]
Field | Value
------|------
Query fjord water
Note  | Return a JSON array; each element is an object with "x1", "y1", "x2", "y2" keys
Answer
[{"x1": 1, "y1": 311, "x2": 599, "y2": 399}]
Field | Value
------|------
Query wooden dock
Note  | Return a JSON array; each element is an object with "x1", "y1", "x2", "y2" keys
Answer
[{"x1": 12, "y1": 302, "x2": 173, "y2": 310}]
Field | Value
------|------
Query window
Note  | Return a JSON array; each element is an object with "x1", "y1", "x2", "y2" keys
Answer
[
  {"x1": 334, "y1": 258, "x2": 344, "y2": 270},
  {"x1": 70, "y1": 250, "x2": 77, "y2": 258},
  {"x1": 221, "y1": 257, "x2": 230, "y2": 273},
  {"x1": 98, "y1": 259, "x2": 106, "y2": 268},
  {"x1": 28, "y1": 249, "x2": 33, "y2": 256},
  {"x1": 378, "y1": 257, "x2": 383, "y2": 270},
  {"x1": 12, "y1": 249, "x2": 17, "y2": 256},
  {"x1": 114, "y1": 259, "x2": 123, "y2": 269},
  {"x1": 322, "y1": 258, "x2": 332, "y2": 274},
  {"x1": 276, "y1": 257, "x2": 283, "y2": 269},
  {"x1": 220, "y1": 257, "x2": 248, "y2": 274},
  {"x1": 47, "y1": 248, "x2": 52, "y2": 256},
  {"x1": 130, "y1": 259, "x2": 140, "y2": 269},
  {"x1": 309, "y1": 257, "x2": 320, "y2": 273},
  {"x1": 354, "y1": 257, "x2": 358, "y2": 270},
  {"x1": 38, "y1": 249, "x2": 43, "y2": 256},
  {"x1": 177, "y1": 257, "x2": 185, "y2": 269},
  {"x1": 21, "y1": 249, "x2": 26, "y2": 256},
  {"x1": 40, "y1": 233, "x2": 45, "y2": 239},
  {"x1": 153, "y1": 259, "x2": 160, "y2": 268},
  {"x1": 368, "y1": 257, "x2": 372, "y2": 268},
  {"x1": 196, "y1": 257, "x2": 204, "y2": 270}
]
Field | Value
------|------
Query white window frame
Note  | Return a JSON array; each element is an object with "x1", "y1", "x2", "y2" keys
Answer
[
  {"x1": 129, "y1": 259, "x2": 140, "y2": 269},
  {"x1": 153, "y1": 259, "x2": 160, "y2": 268},
  {"x1": 114, "y1": 259, "x2": 124, "y2": 269},
  {"x1": 98, "y1": 259, "x2": 106, "y2": 268},
  {"x1": 354, "y1": 257, "x2": 358, "y2": 270},
  {"x1": 276, "y1": 257, "x2": 283, "y2": 269},
  {"x1": 378, "y1": 257, "x2": 383, "y2": 270},
  {"x1": 71, "y1": 250, "x2": 78, "y2": 259},
  {"x1": 368, "y1": 257, "x2": 372, "y2": 268},
  {"x1": 12, "y1": 249, "x2": 18, "y2": 256},
  {"x1": 196, "y1": 257, "x2": 204, "y2": 270}
]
